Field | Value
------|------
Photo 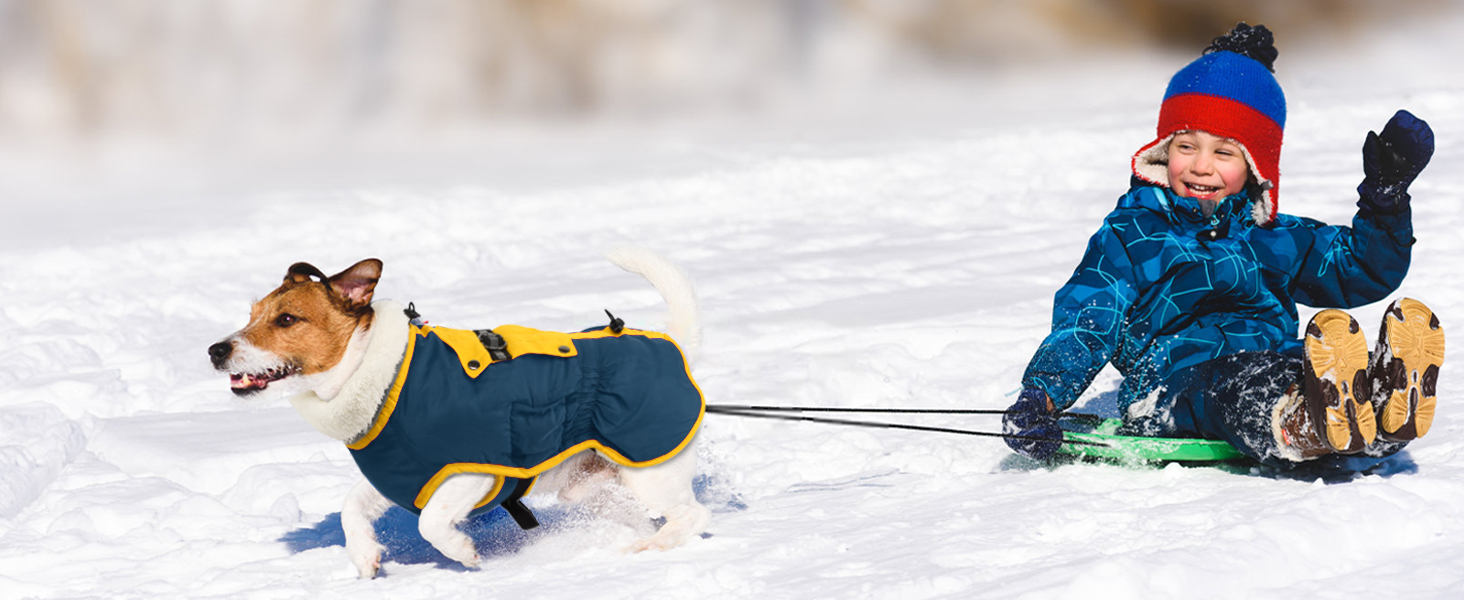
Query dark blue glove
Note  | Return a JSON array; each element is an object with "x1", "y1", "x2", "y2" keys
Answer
[
  {"x1": 1358, "y1": 110, "x2": 1434, "y2": 215},
  {"x1": 1002, "y1": 388, "x2": 1063, "y2": 460}
]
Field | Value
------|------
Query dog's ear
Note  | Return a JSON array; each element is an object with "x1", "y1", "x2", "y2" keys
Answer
[
  {"x1": 327, "y1": 259, "x2": 383, "y2": 311},
  {"x1": 285, "y1": 262, "x2": 329, "y2": 285}
]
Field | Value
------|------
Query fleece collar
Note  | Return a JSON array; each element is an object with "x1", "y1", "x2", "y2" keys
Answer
[{"x1": 288, "y1": 300, "x2": 410, "y2": 442}]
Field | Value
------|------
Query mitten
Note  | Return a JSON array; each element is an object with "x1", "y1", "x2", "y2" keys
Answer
[
  {"x1": 1358, "y1": 110, "x2": 1434, "y2": 215},
  {"x1": 1002, "y1": 388, "x2": 1064, "y2": 460}
]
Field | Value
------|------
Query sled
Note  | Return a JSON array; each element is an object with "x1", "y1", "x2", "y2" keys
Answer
[{"x1": 1058, "y1": 416, "x2": 1246, "y2": 462}]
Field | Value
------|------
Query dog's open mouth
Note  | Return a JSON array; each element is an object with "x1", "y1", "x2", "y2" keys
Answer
[{"x1": 229, "y1": 366, "x2": 297, "y2": 395}]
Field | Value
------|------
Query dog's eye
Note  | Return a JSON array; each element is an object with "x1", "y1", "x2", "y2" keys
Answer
[{"x1": 274, "y1": 313, "x2": 299, "y2": 328}]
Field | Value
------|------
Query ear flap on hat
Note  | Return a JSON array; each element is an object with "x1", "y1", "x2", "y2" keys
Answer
[{"x1": 1132, "y1": 135, "x2": 1174, "y2": 188}]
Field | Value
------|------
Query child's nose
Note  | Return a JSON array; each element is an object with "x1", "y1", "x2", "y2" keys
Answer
[{"x1": 1191, "y1": 153, "x2": 1215, "y2": 174}]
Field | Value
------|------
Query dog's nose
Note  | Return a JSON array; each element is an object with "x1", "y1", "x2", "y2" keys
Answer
[{"x1": 208, "y1": 341, "x2": 234, "y2": 368}]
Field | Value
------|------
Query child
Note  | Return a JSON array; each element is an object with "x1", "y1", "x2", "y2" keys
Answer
[{"x1": 1003, "y1": 23, "x2": 1443, "y2": 466}]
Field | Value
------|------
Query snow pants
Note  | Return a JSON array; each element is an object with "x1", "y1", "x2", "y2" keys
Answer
[{"x1": 1122, "y1": 351, "x2": 1409, "y2": 467}]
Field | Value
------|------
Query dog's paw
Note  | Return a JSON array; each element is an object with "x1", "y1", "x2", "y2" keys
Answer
[
  {"x1": 436, "y1": 536, "x2": 481, "y2": 569},
  {"x1": 349, "y1": 541, "x2": 385, "y2": 579},
  {"x1": 625, "y1": 538, "x2": 658, "y2": 554},
  {"x1": 626, "y1": 531, "x2": 685, "y2": 554},
  {"x1": 626, "y1": 504, "x2": 709, "y2": 553}
]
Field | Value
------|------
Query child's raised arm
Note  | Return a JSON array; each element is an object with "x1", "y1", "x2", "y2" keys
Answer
[{"x1": 1291, "y1": 111, "x2": 1433, "y2": 307}]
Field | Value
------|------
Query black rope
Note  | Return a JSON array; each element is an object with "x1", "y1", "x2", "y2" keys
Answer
[
  {"x1": 706, "y1": 406, "x2": 1112, "y2": 448},
  {"x1": 707, "y1": 403, "x2": 1112, "y2": 425},
  {"x1": 707, "y1": 404, "x2": 1011, "y2": 415}
]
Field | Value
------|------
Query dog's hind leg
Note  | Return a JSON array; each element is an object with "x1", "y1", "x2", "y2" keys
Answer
[
  {"x1": 544, "y1": 451, "x2": 618, "y2": 504},
  {"x1": 617, "y1": 438, "x2": 710, "y2": 552},
  {"x1": 342, "y1": 479, "x2": 393, "y2": 579},
  {"x1": 418, "y1": 473, "x2": 496, "y2": 569}
]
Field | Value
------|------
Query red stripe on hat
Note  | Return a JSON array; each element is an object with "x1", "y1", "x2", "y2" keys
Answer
[
  {"x1": 1158, "y1": 92, "x2": 1283, "y2": 223},
  {"x1": 1158, "y1": 93, "x2": 1283, "y2": 184}
]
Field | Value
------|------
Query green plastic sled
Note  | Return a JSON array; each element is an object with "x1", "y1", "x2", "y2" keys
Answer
[{"x1": 1059, "y1": 417, "x2": 1246, "y2": 462}]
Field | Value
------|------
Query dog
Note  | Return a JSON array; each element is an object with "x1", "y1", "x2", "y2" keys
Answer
[{"x1": 208, "y1": 249, "x2": 710, "y2": 578}]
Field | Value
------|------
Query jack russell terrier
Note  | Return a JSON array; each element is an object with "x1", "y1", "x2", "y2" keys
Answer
[{"x1": 209, "y1": 249, "x2": 710, "y2": 578}]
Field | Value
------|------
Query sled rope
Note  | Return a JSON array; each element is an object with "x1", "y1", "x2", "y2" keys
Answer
[
  {"x1": 707, "y1": 404, "x2": 1012, "y2": 415},
  {"x1": 705, "y1": 405, "x2": 1113, "y2": 447},
  {"x1": 706, "y1": 404, "x2": 1110, "y2": 423}
]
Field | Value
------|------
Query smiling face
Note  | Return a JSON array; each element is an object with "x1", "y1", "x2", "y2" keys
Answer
[{"x1": 1166, "y1": 131, "x2": 1251, "y2": 201}]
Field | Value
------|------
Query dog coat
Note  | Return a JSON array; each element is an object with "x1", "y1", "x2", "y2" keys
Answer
[{"x1": 345, "y1": 321, "x2": 705, "y2": 519}]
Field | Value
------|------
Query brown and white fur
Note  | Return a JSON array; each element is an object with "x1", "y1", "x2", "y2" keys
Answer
[{"x1": 208, "y1": 249, "x2": 709, "y2": 578}]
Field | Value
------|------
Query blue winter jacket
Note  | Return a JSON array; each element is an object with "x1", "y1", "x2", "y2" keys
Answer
[
  {"x1": 347, "y1": 323, "x2": 704, "y2": 517},
  {"x1": 1023, "y1": 181, "x2": 1412, "y2": 412}
]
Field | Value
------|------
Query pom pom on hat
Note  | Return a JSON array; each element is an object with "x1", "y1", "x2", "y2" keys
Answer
[
  {"x1": 1205, "y1": 22, "x2": 1277, "y2": 72},
  {"x1": 1133, "y1": 23, "x2": 1286, "y2": 226}
]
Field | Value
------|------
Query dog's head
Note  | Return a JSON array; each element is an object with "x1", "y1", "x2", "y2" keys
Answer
[{"x1": 209, "y1": 259, "x2": 382, "y2": 396}]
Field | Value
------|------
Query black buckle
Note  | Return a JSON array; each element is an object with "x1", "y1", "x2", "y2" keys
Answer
[
  {"x1": 404, "y1": 302, "x2": 428, "y2": 327},
  {"x1": 474, "y1": 329, "x2": 511, "y2": 362}
]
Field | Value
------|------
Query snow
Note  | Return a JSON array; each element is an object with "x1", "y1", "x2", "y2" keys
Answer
[{"x1": 4, "y1": 15, "x2": 1464, "y2": 600}]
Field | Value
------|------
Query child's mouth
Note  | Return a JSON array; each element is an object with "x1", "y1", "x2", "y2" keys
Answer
[{"x1": 1183, "y1": 182, "x2": 1221, "y2": 197}]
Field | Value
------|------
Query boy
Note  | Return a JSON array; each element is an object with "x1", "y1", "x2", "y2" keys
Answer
[{"x1": 1003, "y1": 24, "x2": 1443, "y2": 465}]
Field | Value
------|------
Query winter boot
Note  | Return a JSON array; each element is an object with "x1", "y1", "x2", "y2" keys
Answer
[
  {"x1": 1272, "y1": 384, "x2": 1335, "y2": 461},
  {"x1": 1371, "y1": 298, "x2": 1446, "y2": 442},
  {"x1": 1302, "y1": 309, "x2": 1376, "y2": 454}
]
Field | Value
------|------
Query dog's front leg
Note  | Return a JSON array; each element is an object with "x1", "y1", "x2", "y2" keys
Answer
[
  {"x1": 418, "y1": 473, "x2": 495, "y2": 569},
  {"x1": 341, "y1": 479, "x2": 393, "y2": 579}
]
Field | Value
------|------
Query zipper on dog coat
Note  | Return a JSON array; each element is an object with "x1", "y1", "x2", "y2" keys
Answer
[{"x1": 345, "y1": 320, "x2": 705, "y2": 523}]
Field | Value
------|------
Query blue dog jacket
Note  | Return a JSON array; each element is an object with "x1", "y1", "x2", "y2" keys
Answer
[{"x1": 346, "y1": 322, "x2": 705, "y2": 517}]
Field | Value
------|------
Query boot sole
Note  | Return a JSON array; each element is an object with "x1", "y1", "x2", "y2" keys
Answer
[
  {"x1": 1375, "y1": 298, "x2": 1445, "y2": 441},
  {"x1": 1304, "y1": 310, "x2": 1375, "y2": 453}
]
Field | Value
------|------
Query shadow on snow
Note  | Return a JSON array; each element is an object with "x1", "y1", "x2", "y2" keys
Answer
[
  {"x1": 279, "y1": 503, "x2": 561, "y2": 570},
  {"x1": 279, "y1": 471, "x2": 745, "y2": 568},
  {"x1": 998, "y1": 444, "x2": 1419, "y2": 483}
]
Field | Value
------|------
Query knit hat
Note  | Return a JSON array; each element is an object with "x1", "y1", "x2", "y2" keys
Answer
[{"x1": 1132, "y1": 23, "x2": 1286, "y2": 225}]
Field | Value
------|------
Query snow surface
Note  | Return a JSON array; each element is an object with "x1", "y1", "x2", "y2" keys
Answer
[{"x1": 4, "y1": 17, "x2": 1464, "y2": 600}]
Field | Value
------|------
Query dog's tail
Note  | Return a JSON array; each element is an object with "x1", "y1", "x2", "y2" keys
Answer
[{"x1": 606, "y1": 248, "x2": 701, "y2": 364}]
